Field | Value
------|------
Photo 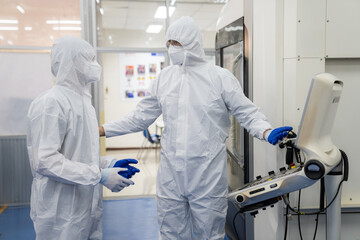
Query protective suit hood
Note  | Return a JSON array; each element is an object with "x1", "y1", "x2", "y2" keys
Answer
[
  {"x1": 165, "y1": 16, "x2": 206, "y2": 66},
  {"x1": 51, "y1": 36, "x2": 99, "y2": 95}
]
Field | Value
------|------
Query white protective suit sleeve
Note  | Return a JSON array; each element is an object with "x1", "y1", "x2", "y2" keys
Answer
[
  {"x1": 221, "y1": 69, "x2": 272, "y2": 140},
  {"x1": 103, "y1": 78, "x2": 162, "y2": 137},
  {"x1": 100, "y1": 155, "x2": 116, "y2": 168},
  {"x1": 28, "y1": 98, "x2": 101, "y2": 185}
]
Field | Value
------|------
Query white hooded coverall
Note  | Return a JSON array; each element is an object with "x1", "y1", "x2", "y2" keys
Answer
[
  {"x1": 103, "y1": 16, "x2": 272, "y2": 239},
  {"x1": 27, "y1": 36, "x2": 111, "y2": 240}
]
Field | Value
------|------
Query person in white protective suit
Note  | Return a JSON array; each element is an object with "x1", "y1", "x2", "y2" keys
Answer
[
  {"x1": 26, "y1": 36, "x2": 135, "y2": 240},
  {"x1": 99, "y1": 16, "x2": 292, "y2": 239}
]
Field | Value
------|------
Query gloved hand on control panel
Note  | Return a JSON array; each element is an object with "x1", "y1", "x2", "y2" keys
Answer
[{"x1": 265, "y1": 126, "x2": 293, "y2": 145}]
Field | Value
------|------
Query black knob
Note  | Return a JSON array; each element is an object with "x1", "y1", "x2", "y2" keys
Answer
[
  {"x1": 236, "y1": 195, "x2": 244, "y2": 203},
  {"x1": 256, "y1": 175, "x2": 262, "y2": 180},
  {"x1": 280, "y1": 167, "x2": 286, "y2": 173},
  {"x1": 304, "y1": 160, "x2": 325, "y2": 180},
  {"x1": 268, "y1": 171, "x2": 275, "y2": 176}
]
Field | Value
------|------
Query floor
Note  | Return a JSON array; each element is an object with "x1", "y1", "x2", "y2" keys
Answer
[
  {"x1": 0, "y1": 149, "x2": 161, "y2": 240},
  {"x1": 0, "y1": 198, "x2": 159, "y2": 240}
]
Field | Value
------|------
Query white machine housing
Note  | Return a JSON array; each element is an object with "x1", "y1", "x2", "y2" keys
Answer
[
  {"x1": 296, "y1": 73, "x2": 343, "y2": 178},
  {"x1": 228, "y1": 73, "x2": 343, "y2": 208}
]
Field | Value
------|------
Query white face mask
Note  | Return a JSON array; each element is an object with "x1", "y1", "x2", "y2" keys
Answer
[
  {"x1": 168, "y1": 45, "x2": 185, "y2": 65},
  {"x1": 85, "y1": 61, "x2": 102, "y2": 84}
]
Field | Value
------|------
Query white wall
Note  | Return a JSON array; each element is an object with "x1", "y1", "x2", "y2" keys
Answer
[
  {"x1": 286, "y1": 59, "x2": 360, "y2": 239},
  {"x1": 250, "y1": 0, "x2": 360, "y2": 239},
  {"x1": 281, "y1": 0, "x2": 360, "y2": 239},
  {"x1": 251, "y1": 0, "x2": 285, "y2": 239},
  {"x1": 102, "y1": 52, "x2": 163, "y2": 148}
]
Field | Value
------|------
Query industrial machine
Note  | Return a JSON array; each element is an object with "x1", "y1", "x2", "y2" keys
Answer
[
  {"x1": 228, "y1": 73, "x2": 348, "y2": 240},
  {"x1": 216, "y1": 13, "x2": 251, "y2": 240}
]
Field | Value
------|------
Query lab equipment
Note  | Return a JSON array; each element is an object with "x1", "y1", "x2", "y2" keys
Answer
[{"x1": 228, "y1": 73, "x2": 346, "y2": 240}]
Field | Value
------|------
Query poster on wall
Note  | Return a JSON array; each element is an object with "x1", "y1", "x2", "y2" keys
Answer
[
  {"x1": 149, "y1": 64, "x2": 157, "y2": 74},
  {"x1": 126, "y1": 65, "x2": 134, "y2": 76},
  {"x1": 137, "y1": 65, "x2": 145, "y2": 74},
  {"x1": 120, "y1": 53, "x2": 165, "y2": 101}
]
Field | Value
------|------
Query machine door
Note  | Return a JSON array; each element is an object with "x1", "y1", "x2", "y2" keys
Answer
[
  {"x1": 222, "y1": 42, "x2": 246, "y2": 190},
  {"x1": 216, "y1": 17, "x2": 252, "y2": 240}
]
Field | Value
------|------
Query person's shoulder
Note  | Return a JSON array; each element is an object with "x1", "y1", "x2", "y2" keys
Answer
[
  {"x1": 207, "y1": 65, "x2": 234, "y2": 81},
  {"x1": 30, "y1": 88, "x2": 56, "y2": 106},
  {"x1": 213, "y1": 65, "x2": 232, "y2": 76},
  {"x1": 160, "y1": 65, "x2": 177, "y2": 75},
  {"x1": 28, "y1": 88, "x2": 65, "y2": 119}
]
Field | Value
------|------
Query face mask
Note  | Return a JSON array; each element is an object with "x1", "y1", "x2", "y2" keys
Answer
[
  {"x1": 85, "y1": 61, "x2": 102, "y2": 84},
  {"x1": 168, "y1": 45, "x2": 185, "y2": 65}
]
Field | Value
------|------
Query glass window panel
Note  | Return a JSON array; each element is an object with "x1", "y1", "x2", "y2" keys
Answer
[
  {"x1": 0, "y1": 0, "x2": 81, "y2": 47},
  {"x1": 97, "y1": 1, "x2": 166, "y2": 48},
  {"x1": 0, "y1": 52, "x2": 53, "y2": 135}
]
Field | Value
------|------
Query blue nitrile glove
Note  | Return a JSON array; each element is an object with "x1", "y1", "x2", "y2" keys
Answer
[
  {"x1": 112, "y1": 159, "x2": 140, "y2": 179},
  {"x1": 120, "y1": 166, "x2": 140, "y2": 179},
  {"x1": 100, "y1": 168, "x2": 134, "y2": 192},
  {"x1": 266, "y1": 126, "x2": 293, "y2": 145},
  {"x1": 113, "y1": 159, "x2": 138, "y2": 168},
  {"x1": 118, "y1": 166, "x2": 140, "y2": 179}
]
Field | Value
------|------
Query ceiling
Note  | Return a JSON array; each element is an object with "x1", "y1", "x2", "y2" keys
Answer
[
  {"x1": 97, "y1": 0, "x2": 226, "y2": 48},
  {"x1": 0, "y1": 0, "x2": 226, "y2": 47},
  {"x1": 99, "y1": 1, "x2": 225, "y2": 32},
  {"x1": 0, "y1": 0, "x2": 81, "y2": 47}
]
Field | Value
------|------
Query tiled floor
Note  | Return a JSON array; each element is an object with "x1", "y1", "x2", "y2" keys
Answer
[
  {"x1": 103, "y1": 198, "x2": 158, "y2": 240},
  {"x1": 0, "y1": 149, "x2": 160, "y2": 240},
  {"x1": 0, "y1": 206, "x2": 35, "y2": 240},
  {"x1": 0, "y1": 150, "x2": 233, "y2": 239},
  {"x1": 0, "y1": 198, "x2": 159, "y2": 240}
]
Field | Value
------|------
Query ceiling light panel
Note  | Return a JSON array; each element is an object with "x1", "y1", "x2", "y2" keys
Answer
[
  {"x1": 0, "y1": 20, "x2": 18, "y2": 24},
  {"x1": 46, "y1": 20, "x2": 81, "y2": 24},
  {"x1": 0, "y1": 26, "x2": 19, "y2": 31},
  {"x1": 16, "y1": 5, "x2": 25, "y2": 14},
  {"x1": 53, "y1": 26, "x2": 81, "y2": 31},
  {"x1": 146, "y1": 25, "x2": 162, "y2": 33},
  {"x1": 154, "y1": 6, "x2": 175, "y2": 19}
]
